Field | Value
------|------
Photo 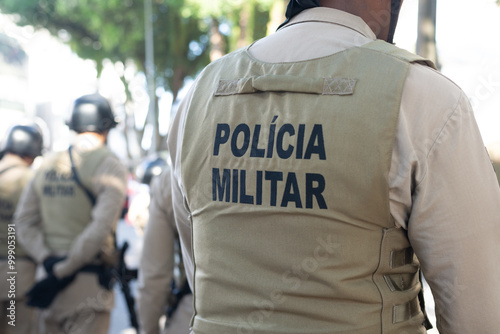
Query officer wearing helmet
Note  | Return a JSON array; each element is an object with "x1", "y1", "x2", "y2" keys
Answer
[
  {"x1": 0, "y1": 124, "x2": 43, "y2": 334},
  {"x1": 138, "y1": 156, "x2": 168, "y2": 186},
  {"x1": 167, "y1": 0, "x2": 500, "y2": 333},
  {"x1": 15, "y1": 94, "x2": 128, "y2": 334},
  {"x1": 136, "y1": 161, "x2": 194, "y2": 334}
]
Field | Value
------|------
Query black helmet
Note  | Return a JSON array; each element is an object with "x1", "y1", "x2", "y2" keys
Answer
[
  {"x1": 2, "y1": 124, "x2": 44, "y2": 159},
  {"x1": 136, "y1": 157, "x2": 168, "y2": 185},
  {"x1": 67, "y1": 94, "x2": 118, "y2": 133}
]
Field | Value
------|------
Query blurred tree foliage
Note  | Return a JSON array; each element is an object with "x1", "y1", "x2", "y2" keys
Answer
[
  {"x1": 0, "y1": 0, "x2": 209, "y2": 102},
  {"x1": 0, "y1": 0, "x2": 283, "y2": 157}
]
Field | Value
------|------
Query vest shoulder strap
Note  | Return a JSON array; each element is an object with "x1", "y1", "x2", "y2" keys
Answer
[
  {"x1": 68, "y1": 146, "x2": 96, "y2": 206},
  {"x1": 70, "y1": 146, "x2": 115, "y2": 206},
  {"x1": 361, "y1": 40, "x2": 437, "y2": 70},
  {"x1": 0, "y1": 164, "x2": 24, "y2": 175}
]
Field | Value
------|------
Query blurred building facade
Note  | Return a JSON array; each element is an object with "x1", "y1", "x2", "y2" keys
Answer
[{"x1": 0, "y1": 33, "x2": 31, "y2": 140}]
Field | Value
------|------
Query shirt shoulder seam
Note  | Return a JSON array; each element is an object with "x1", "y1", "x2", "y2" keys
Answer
[{"x1": 415, "y1": 91, "x2": 465, "y2": 187}]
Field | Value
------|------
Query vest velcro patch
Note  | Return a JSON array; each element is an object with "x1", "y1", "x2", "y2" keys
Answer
[
  {"x1": 215, "y1": 76, "x2": 356, "y2": 96},
  {"x1": 393, "y1": 298, "x2": 421, "y2": 324},
  {"x1": 323, "y1": 78, "x2": 357, "y2": 95},
  {"x1": 390, "y1": 247, "x2": 414, "y2": 268}
]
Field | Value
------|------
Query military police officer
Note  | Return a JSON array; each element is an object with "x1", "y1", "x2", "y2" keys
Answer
[
  {"x1": 0, "y1": 124, "x2": 43, "y2": 334},
  {"x1": 167, "y1": 0, "x2": 500, "y2": 333},
  {"x1": 137, "y1": 160, "x2": 194, "y2": 334},
  {"x1": 15, "y1": 94, "x2": 128, "y2": 334}
]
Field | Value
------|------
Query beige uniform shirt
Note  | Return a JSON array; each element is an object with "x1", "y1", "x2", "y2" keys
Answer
[
  {"x1": 0, "y1": 154, "x2": 36, "y2": 300},
  {"x1": 15, "y1": 134, "x2": 127, "y2": 277},
  {"x1": 168, "y1": 8, "x2": 500, "y2": 334},
  {"x1": 138, "y1": 168, "x2": 193, "y2": 334}
]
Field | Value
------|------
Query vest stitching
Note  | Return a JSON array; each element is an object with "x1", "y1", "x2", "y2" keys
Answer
[
  {"x1": 216, "y1": 79, "x2": 240, "y2": 95},
  {"x1": 323, "y1": 78, "x2": 357, "y2": 95}
]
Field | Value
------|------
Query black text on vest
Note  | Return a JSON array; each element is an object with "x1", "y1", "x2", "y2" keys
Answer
[{"x1": 211, "y1": 119, "x2": 328, "y2": 209}]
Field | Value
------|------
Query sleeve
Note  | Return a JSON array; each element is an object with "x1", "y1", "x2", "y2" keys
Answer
[
  {"x1": 137, "y1": 169, "x2": 176, "y2": 334},
  {"x1": 167, "y1": 80, "x2": 198, "y2": 288},
  {"x1": 14, "y1": 177, "x2": 52, "y2": 263},
  {"x1": 407, "y1": 92, "x2": 500, "y2": 333},
  {"x1": 53, "y1": 155, "x2": 128, "y2": 278}
]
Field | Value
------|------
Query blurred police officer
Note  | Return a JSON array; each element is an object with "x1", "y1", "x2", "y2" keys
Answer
[
  {"x1": 15, "y1": 94, "x2": 128, "y2": 334},
  {"x1": 137, "y1": 161, "x2": 193, "y2": 334},
  {"x1": 167, "y1": 1, "x2": 500, "y2": 333},
  {"x1": 0, "y1": 124, "x2": 43, "y2": 334}
]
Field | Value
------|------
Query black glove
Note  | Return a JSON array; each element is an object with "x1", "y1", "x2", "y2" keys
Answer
[
  {"x1": 43, "y1": 256, "x2": 66, "y2": 275},
  {"x1": 26, "y1": 273, "x2": 76, "y2": 309}
]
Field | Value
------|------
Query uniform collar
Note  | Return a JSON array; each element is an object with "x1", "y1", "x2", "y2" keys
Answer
[
  {"x1": 279, "y1": 7, "x2": 377, "y2": 41},
  {"x1": 0, "y1": 154, "x2": 29, "y2": 169},
  {"x1": 73, "y1": 133, "x2": 105, "y2": 152}
]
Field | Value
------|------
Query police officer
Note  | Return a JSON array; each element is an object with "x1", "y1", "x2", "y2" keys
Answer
[
  {"x1": 0, "y1": 124, "x2": 43, "y2": 334},
  {"x1": 137, "y1": 161, "x2": 193, "y2": 334},
  {"x1": 138, "y1": 156, "x2": 168, "y2": 187},
  {"x1": 167, "y1": 0, "x2": 500, "y2": 333},
  {"x1": 14, "y1": 94, "x2": 128, "y2": 334}
]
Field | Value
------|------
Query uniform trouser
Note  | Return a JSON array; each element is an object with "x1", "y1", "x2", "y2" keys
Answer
[
  {"x1": 1, "y1": 259, "x2": 37, "y2": 334},
  {"x1": 163, "y1": 294, "x2": 194, "y2": 334},
  {"x1": 0, "y1": 298, "x2": 36, "y2": 334},
  {"x1": 38, "y1": 309, "x2": 110, "y2": 334},
  {"x1": 34, "y1": 272, "x2": 114, "y2": 334}
]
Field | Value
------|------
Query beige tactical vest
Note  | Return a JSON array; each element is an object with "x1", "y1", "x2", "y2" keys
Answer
[
  {"x1": 181, "y1": 41, "x2": 435, "y2": 334},
  {"x1": 0, "y1": 158, "x2": 33, "y2": 257},
  {"x1": 33, "y1": 146, "x2": 113, "y2": 254}
]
